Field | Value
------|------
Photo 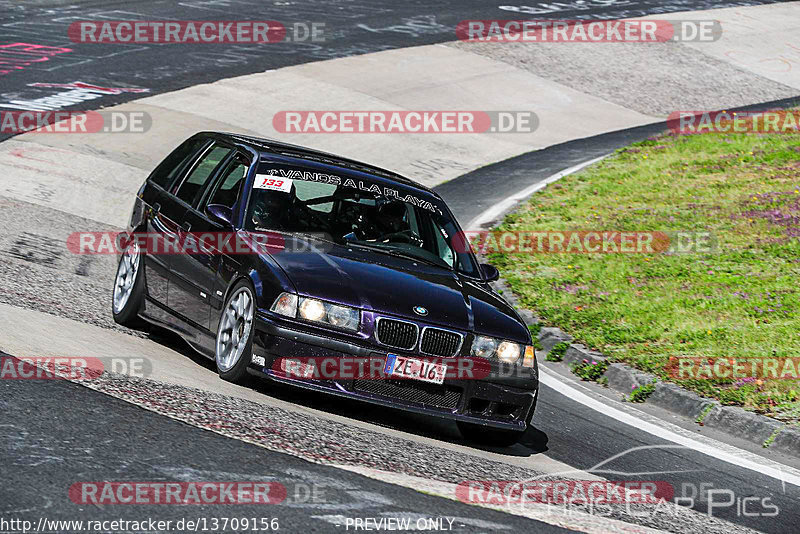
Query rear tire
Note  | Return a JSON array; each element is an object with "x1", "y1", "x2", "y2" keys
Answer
[
  {"x1": 215, "y1": 280, "x2": 255, "y2": 384},
  {"x1": 111, "y1": 240, "x2": 147, "y2": 330}
]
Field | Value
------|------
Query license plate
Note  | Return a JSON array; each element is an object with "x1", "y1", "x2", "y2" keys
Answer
[{"x1": 384, "y1": 354, "x2": 447, "y2": 385}]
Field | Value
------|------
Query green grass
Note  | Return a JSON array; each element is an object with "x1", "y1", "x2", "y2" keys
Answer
[
  {"x1": 696, "y1": 403, "x2": 715, "y2": 424},
  {"x1": 628, "y1": 381, "x2": 657, "y2": 403},
  {"x1": 490, "y1": 129, "x2": 800, "y2": 420},
  {"x1": 763, "y1": 426, "x2": 783, "y2": 448},
  {"x1": 572, "y1": 359, "x2": 609, "y2": 381},
  {"x1": 546, "y1": 341, "x2": 569, "y2": 362}
]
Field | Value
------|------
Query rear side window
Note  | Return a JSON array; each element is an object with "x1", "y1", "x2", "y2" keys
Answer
[
  {"x1": 175, "y1": 145, "x2": 232, "y2": 207},
  {"x1": 149, "y1": 138, "x2": 208, "y2": 189},
  {"x1": 206, "y1": 156, "x2": 249, "y2": 211}
]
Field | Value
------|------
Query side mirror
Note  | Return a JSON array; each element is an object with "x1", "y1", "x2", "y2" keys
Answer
[
  {"x1": 207, "y1": 204, "x2": 233, "y2": 228},
  {"x1": 480, "y1": 263, "x2": 500, "y2": 282}
]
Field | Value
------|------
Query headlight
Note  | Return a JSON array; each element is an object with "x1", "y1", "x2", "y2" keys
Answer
[
  {"x1": 497, "y1": 341, "x2": 521, "y2": 364},
  {"x1": 471, "y1": 336, "x2": 497, "y2": 359},
  {"x1": 270, "y1": 293, "x2": 360, "y2": 331},
  {"x1": 270, "y1": 292, "x2": 297, "y2": 317},
  {"x1": 299, "y1": 298, "x2": 326, "y2": 322},
  {"x1": 326, "y1": 304, "x2": 359, "y2": 330},
  {"x1": 299, "y1": 297, "x2": 360, "y2": 331},
  {"x1": 471, "y1": 335, "x2": 531, "y2": 366}
]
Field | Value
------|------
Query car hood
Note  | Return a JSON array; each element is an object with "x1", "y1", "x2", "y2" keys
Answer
[{"x1": 261, "y1": 235, "x2": 530, "y2": 344}]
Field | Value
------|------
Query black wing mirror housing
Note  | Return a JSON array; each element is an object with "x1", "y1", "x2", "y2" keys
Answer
[{"x1": 480, "y1": 263, "x2": 500, "y2": 282}]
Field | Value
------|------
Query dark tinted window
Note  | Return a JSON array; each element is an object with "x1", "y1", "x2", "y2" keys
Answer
[
  {"x1": 207, "y1": 157, "x2": 249, "y2": 211},
  {"x1": 149, "y1": 137, "x2": 208, "y2": 189},
  {"x1": 175, "y1": 145, "x2": 232, "y2": 207}
]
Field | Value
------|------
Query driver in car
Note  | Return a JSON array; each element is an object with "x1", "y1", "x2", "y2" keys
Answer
[
  {"x1": 368, "y1": 200, "x2": 423, "y2": 247},
  {"x1": 251, "y1": 184, "x2": 323, "y2": 232},
  {"x1": 251, "y1": 189, "x2": 290, "y2": 230}
]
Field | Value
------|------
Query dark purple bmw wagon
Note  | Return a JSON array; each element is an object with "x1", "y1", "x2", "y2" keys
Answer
[{"x1": 113, "y1": 132, "x2": 538, "y2": 446}]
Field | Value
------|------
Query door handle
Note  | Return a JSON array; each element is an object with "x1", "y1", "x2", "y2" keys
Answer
[
  {"x1": 181, "y1": 222, "x2": 192, "y2": 232},
  {"x1": 152, "y1": 202, "x2": 160, "y2": 215}
]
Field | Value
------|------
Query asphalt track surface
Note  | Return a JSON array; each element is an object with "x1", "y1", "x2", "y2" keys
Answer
[
  {"x1": 0, "y1": 361, "x2": 572, "y2": 533},
  {"x1": 2, "y1": 1, "x2": 800, "y2": 533},
  {"x1": 0, "y1": 0, "x2": 790, "y2": 140}
]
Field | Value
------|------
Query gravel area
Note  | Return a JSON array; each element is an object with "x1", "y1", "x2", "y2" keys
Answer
[
  {"x1": 447, "y1": 40, "x2": 798, "y2": 117},
  {"x1": 0, "y1": 194, "x2": 144, "y2": 337}
]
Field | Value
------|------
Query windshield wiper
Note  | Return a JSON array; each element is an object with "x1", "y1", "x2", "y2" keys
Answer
[{"x1": 290, "y1": 231, "x2": 341, "y2": 246}]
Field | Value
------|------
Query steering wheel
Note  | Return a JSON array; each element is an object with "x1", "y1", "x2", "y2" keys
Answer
[{"x1": 349, "y1": 213, "x2": 379, "y2": 241}]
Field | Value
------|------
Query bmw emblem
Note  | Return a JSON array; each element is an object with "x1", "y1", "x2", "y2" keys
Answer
[{"x1": 413, "y1": 306, "x2": 428, "y2": 316}]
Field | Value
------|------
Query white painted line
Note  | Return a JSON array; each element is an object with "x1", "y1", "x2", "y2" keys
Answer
[
  {"x1": 540, "y1": 369, "x2": 800, "y2": 488},
  {"x1": 466, "y1": 154, "x2": 609, "y2": 231},
  {"x1": 473, "y1": 155, "x2": 800, "y2": 488}
]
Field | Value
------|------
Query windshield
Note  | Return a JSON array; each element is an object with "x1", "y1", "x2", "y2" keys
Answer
[{"x1": 245, "y1": 164, "x2": 478, "y2": 275}]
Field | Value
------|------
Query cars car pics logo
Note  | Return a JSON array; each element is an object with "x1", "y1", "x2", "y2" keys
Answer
[{"x1": 413, "y1": 305, "x2": 428, "y2": 316}]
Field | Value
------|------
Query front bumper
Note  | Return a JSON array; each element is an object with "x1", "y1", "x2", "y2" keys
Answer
[{"x1": 247, "y1": 313, "x2": 539, "y2": 431}]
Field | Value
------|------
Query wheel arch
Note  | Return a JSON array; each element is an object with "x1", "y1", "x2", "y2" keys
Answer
[{"x1": 222, "y1": 272, "x2": 259, "y2": 308}]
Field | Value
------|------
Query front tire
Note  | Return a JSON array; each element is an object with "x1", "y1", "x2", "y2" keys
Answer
[
  {"x1": 112, "y1": 240, "x2": 147, "y2": 330},
  {"x1": 215, "y1": 281, "x2": 255, "y2": 384}
]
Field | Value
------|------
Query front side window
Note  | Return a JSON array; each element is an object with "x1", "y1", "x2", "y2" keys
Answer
[
  {"x1": 174, "y1": 145, "x2": 232, "y2": 207},
  {"x1": 245, "y1": 165, "x2": 477, "y2": 275}
]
